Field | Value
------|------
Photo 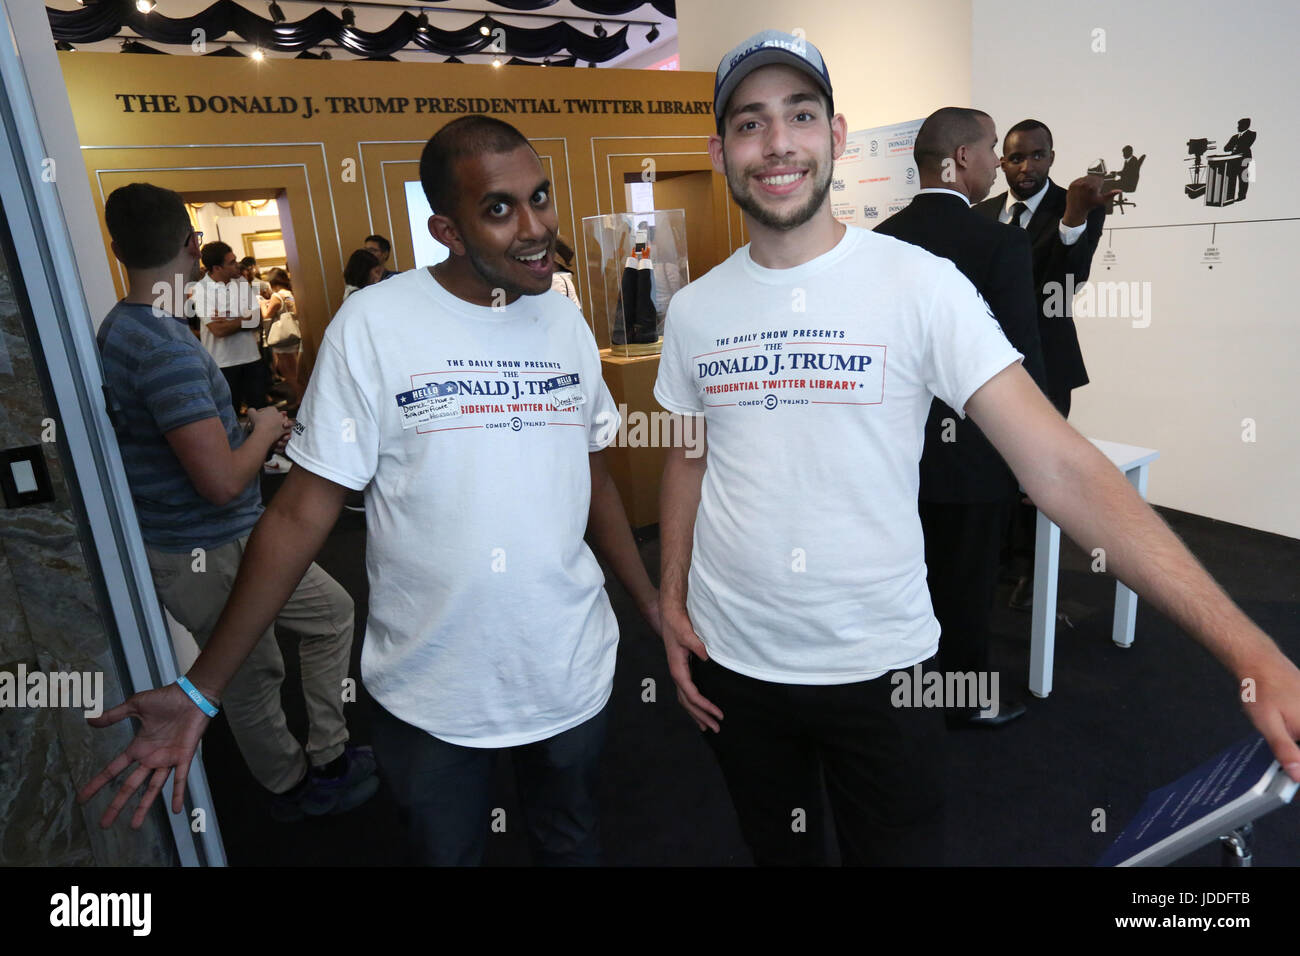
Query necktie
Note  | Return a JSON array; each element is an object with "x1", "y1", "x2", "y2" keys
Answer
[{"x1": 1008, "y1": 201, "x2": 1028, "y2": 228}]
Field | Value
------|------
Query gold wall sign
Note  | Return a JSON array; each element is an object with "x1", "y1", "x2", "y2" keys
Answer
[{"x1": 61, "y1": 53, "x2": 743, "y2": 371}]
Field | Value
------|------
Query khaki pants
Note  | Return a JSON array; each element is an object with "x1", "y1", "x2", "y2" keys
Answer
[{"x1": 146, "y1": 537, "x2": 354, "y2": 794}]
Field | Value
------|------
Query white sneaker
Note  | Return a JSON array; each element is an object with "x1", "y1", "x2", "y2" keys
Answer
[{"x1": 263, "y1": 453, "x2": 293, "y2": 475}]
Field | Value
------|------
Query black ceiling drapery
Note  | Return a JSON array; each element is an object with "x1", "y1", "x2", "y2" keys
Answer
[
  {"x1": 486, "y1": 0, "x2": 675, "y2": 15},
  {"x1": 48, "y1": 0, "x2": 658, "y2": 61}
]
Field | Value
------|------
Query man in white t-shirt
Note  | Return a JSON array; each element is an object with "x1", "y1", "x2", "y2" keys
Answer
[
  {"x1": 193, "y1": 240, "x2": 265, "y2": 413},
  {"x1": 81, "y1": 117, "x2": 660, "y2": 865},
  {"x1": 656, "y1": 30, "x2": 1300, "y2": 866}
]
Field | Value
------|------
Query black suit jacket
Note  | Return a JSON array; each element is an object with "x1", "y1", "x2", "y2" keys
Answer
[
  {"x1": 973, "y1": 180, "x2": 1104, "y2": 396},
  {"x1": 874, "y1": 191, "x2": 1047, "y2": 502}
]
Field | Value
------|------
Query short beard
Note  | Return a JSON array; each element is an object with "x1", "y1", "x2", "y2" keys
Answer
[{"x1": 724, "y1": 140, "x2": 833, "y2": 232}]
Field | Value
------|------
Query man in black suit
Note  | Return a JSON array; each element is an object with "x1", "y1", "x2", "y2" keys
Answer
[
  {"x1": 973, "y1": 119, "x2": 1114, "y2": 418},
  {"x1": 876, "y1": 107, "x2": 1048, "y2": 727},
  {"x1": 973, "y1": 120, "x2": 1115, "y2": 609}
]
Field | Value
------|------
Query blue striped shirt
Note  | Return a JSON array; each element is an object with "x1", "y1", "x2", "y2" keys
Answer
[{"x1": 97, "y1": 301, "x2": 262, "y2": 552}]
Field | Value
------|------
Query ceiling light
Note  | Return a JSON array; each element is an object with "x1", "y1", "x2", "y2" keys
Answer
[
  {"x1": 491, "y1": 56, "x2": 502, "y2": 67},
  {"x1": 416, "y1": 11, "x2": 429, "y2": 31},
  {"x1": 251, "y1": 47, "x2": 265, "y2": 61},
  {"x1": 136, "y1": 0, "x2": 156, "y2": 12},
  {"x1": 479, "y1": 23, "x2": 491, "y2": 36},
  {"x1": 341, "y1": 6, "x2": 355, "y2": 27},
  {"x1": 320, "y1": 49, "x2": 332, "y2": 59},
  {"x1": 647, "y1": 24, "x2": 660, "y2": 42},
  {"x1": 588, "y1": 60, "x2": 597, "y2": 68},
  {"x1": 55, "y1": 40, "x2": 75, "y2": 51},
  {"x1": 594, "y1": 22, "x2": 606, "y2": 38},
  {"x1": 268, "y1": 2, "x2": 285, "y2": 24}
]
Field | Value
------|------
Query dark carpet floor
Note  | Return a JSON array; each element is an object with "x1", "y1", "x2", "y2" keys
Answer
[{"x1": 197, "y1": 474, "x2": 1300, "y2": 866}]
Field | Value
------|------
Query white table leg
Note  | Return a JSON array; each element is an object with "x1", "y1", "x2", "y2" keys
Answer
[
  {"x1": 1111, "y1": 464, "x2": 1150, "y2": 648},
  {"x1": 1030, "y1": 506, "x2": 1061, "y2": 698}
]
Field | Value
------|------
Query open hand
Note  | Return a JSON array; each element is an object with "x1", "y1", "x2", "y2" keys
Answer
[{"x1": 77, "y1": 683, "x2": 213, "y2": 830}]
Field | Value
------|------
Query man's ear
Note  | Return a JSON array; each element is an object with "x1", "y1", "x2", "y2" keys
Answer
[
  {"x1": 830, "y1": 112, "x2": 848, "y2": 160},
  {"x1": 428, "y1": 213, "x2": 464, "y2": 256},
  {"x1": 707, "y1": 133, "x2": 725, "y2": 176},
  {"x1": 109, "y1": 239, "x2": 125, "y2": 266}
]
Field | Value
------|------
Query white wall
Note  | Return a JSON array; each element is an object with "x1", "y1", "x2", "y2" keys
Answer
[
  {"x1": 216, "y1": 214, "x2": 283, "y2": 264},
  {"x1": 974, "y1": 0, "x2": 1300, "y2": 538},
  {"x1": 677, "y1": 0, "x2": 972, "y2": 135}
]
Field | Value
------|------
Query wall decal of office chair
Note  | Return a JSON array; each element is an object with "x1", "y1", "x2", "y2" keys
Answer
[{"x1": 1103, "y1": 146, "x2": 1145, "y2": 214}]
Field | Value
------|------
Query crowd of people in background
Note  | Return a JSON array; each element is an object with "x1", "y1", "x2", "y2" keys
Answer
[{"x1": 177, "y1": 230, "x2": 418, "y2": 473}]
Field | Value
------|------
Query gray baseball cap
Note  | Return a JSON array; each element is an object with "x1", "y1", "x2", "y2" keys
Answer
[{"x1": 713, "y1": 30, "x2": 834, "y2": 133}]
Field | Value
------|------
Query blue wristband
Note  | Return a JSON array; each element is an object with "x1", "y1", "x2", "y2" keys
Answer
[{"x1": 176, "y1": 676, "x2": 219, "y2": 717}]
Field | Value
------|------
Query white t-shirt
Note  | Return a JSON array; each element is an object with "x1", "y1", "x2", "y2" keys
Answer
[
  {"x1": 192, "y1": 275, "x2": 260, "y2": 368},
  {"x1": 286, "y1": 268, "x2": 622, "y2": 747},
  {"x1": 653, "y1": 225, "x2": 1022, "y2": 684}
]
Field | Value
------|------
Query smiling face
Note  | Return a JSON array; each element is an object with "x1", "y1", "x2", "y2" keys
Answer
[
  {"x1": 711, "y1": 64, "x2": 842, "y2": 233},
  {"x1": 1001, "y1": 127, "x2": 1055, "y2": 200},
  {"x1": 432, "y1": 144, "x2": 557, "y2": 300}
]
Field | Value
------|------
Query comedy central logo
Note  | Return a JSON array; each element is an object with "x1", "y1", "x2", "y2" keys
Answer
[
  {"x1": 763, "y1": 394, "x2": 778, "y2": 410},
  {"x1": 510, "y1": 417, "x2": 523, "y2": 431}
]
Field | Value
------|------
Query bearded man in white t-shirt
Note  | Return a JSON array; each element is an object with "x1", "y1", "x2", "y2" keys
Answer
[
  {"x1": 655, "y1": 30, "x2": 1300, "y2": 866},
  {"x1": 81, "y1": 117, "x2": 661, "y2": 866}
]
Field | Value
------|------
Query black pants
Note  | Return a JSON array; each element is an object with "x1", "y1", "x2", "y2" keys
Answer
[
  {"x1": 920, "y1": 499, "x2": 1011, "y2": 714},
  {"x1": 691, "y1": 656, "x2": 947, "y2": 866},
  {"x1": 371, "y1": 699, "x2": 607, "y2": 866},
  {"x1": 220, "y1": 359, "x2": 269, "y2": 413}
]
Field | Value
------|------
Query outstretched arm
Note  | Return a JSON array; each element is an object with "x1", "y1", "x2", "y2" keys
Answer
[
  {"x1": 967, "y1": 363, "x2": 1300, "y2": 776},
  {"x1": 78, "y1": 465, "x2": 350, "y2": 828}
]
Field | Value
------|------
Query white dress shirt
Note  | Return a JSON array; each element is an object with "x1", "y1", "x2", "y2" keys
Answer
[{"x1": 998, "y1": 178, "x2": 1086, "y2": 245}]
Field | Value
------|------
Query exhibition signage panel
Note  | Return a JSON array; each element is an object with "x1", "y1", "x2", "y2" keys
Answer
[
  {"x1": 831, "y1": 118, "x2": 924, "y2": 230},
  {"x1": 1098, "y1": 733, "x2": 1297, "y2": 867}
]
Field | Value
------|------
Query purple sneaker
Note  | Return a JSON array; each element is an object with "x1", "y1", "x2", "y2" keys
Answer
[{"x1": 300, "y1": 745, "x2": 380, "y2": 817}]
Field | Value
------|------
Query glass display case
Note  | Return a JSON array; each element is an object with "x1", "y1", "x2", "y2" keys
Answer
[{"x1": 582, "y1": 209, "x2": 689, "y2": 357}]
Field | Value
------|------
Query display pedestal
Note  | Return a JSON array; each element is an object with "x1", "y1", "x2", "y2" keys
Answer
[{"x1": 599, "y1": 349, "x2": 667, "y2": 529}]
